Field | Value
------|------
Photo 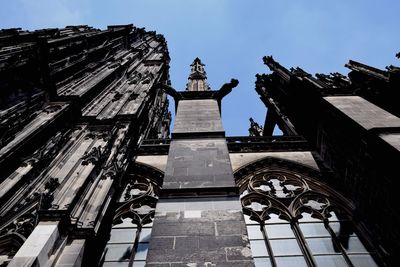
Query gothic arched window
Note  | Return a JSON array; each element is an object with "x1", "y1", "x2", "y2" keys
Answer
[
  {"x1": 100, "y1": 164, "x2": 162, "y2": 267},
  {"x1": 236, "y1": 160, "x2": 380, "y2": 267}
]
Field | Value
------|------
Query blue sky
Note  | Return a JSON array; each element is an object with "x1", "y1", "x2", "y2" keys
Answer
[{"x1": 1, "y1": 0, "x2": 399, "y2": 136}]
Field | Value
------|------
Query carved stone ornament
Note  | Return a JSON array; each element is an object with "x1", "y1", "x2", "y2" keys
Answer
[
  {"x1": 112, "y1": 165, "x2": 163, "y2": 228},
  {"x1": 236, "y1": 163, "x2": 353, "y2": 224}
]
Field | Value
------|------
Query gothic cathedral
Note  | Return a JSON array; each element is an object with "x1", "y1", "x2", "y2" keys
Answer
[{"x1": 0, "y1": 25, "x2": 398, "y2": 267}]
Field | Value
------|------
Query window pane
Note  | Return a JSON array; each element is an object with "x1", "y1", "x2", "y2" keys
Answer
[
  {"x1": 135, "y1": 243, "x2": 149, "y2": 260},
  {"x1": 109, "y1": 228, "x2": 137, "y2": 244},
  {"x1": 247, "y1": 225, "x2": 264, "y2": 239},
  {"x1": 104, "y1": 244, "x2": 132, "y2": 262},
  {"x1": 250, "y1": 240, "x2": 269, "y2": 257},
  {"x1": 349, "y1": 254, "x2": 378, "y2": 267},
  {"x1": 298, "y1": 212, "x2": 321, "y2": 223},
  {"x1": 342, "y1": 237, "x2": 368, "y2": 254},
  {"x1": 265, "y1": 213, "x2": 288, "y2": 224},
  {"x1": 113, "y1": 217, "x2": 137, "y2": 228},
  {"x1": 275, "y1": 256, "x2": 308, "y2": 267},
  {"x1": 244, "y1": 214, "x2": 258, "y2": 225},
  {"x1": 329, "y1": 222, "x2": 341, "y2": 234},
  {"x1": 132, "y1": 261, "x2": 146, "y2": 267},
  {"x1": 329, "y1": 221, "x2": 354, "y2": 237},
  {"x1": 250, "y1": 202, "x2": 267, "y2": 212},
  {"x1": 306, "y1": 238, "x2": 340, "y2": 255},
  {"x1": 139, "y1": 228, "x2": 152, "y2": 243},
  {"x1": 299, "y1": 223, "x2": 330, "y2": 237},
  {"x1": 103, "y1": 262, "x2": 129, "y2": 267},
  {"x1": 270, "y1": 239, "x2": 302, "y2": 256},
  {"x1": 254, "y1": 257, "x2": 272, "y2": 267},
  {"x1": 314, "y1": 255, "x2": 347, "y2": 267},
  {"x1": 265, "y1": 224, "x2": 295, "y2": 239},
  {"x1": 143, "y1": 221, "x2": 153, "y2": 228},
  {"x1": 328, "y1": 211, "x2": 340, "y2": 222},
  {"x1": 328, "y1": 211, "x2": 351, "y2": 222}
]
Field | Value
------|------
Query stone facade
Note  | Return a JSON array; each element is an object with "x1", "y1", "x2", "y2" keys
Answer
[
  {"x1": 256, "y1": 55, "x2": 400, "y2": 266},
  {"x1": 0, "y1": 25, "x2": 171, "y2": 266},
  {"x1": 0, "y1": 24, "x2": 396, "y2": 267}
]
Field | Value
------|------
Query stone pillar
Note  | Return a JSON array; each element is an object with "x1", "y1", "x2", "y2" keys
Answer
[
  {"x1": 54, "y1": 239, "x2": 85, "y2": 267},
  {"x1": 9, "y1": 221, "x2": 60, "y2": 267},
  {"x1": 146, "y1": 97, "x2": 253, "y2": 266}
]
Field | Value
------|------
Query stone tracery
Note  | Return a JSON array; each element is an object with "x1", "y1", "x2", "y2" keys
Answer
[{"x1": 236, "y1": 158, "x2": 379, "y2": 267}]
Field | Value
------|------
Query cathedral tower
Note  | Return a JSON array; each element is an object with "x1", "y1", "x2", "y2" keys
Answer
[{"x1": 0, "y1": 24, "x2": 395, "y2": 267}]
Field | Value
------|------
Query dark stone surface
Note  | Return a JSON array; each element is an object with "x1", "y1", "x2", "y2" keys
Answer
[
  {"x1": 163, "y1": 138, "x2": 235, "y2": 189},
  {"x1": 148, "y1": 237, "x2": 174, "y2": 250},
  {"x1": 173, "y1": 99, "x2": 224, "y2": 137},
  {"x1": 151, "y1": 221, "x2": 215, "y2": 236},
  {"x1": 0, "y1": 25, "x2": 173, "y2": 267},
  {"x1": 256, "y1": 59, "x2": 400, "y2": 266}
]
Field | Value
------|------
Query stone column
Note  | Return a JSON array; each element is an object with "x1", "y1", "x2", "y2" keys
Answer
[
  {"x1": 145, "y1": 98, "x2": 253, "y2": 266},
  {"x1": 9, "y1": 221, "x2": 60, "y2": 267}
]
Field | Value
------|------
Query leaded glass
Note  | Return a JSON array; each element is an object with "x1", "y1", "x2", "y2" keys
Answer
[{"x1": 238, "y1": 168, "x2": 381, "y2": 267}]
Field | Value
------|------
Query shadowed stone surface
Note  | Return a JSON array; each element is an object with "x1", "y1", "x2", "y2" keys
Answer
[
  {"x1": 230, "y1": 151, "x2": 319, "y2": 172},
  {"x1": 163, "y1": 139, "x2": 235, "y2": 189},
  {"x1": 54, "y1": 239, "x2": 85, "y2": 266},
  {"x1": 136, "y1": 155, "x2": 168, "y2": 172}
]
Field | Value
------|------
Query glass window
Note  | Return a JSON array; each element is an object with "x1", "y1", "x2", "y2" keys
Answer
[
  {"x1": 329, "y1": 222, "x2": 342, "y2": 234},
  {"x1": 270, "y1": 239, "x2": 303, "y2": 256},
  {"x1": 239, "y1": 169, "x2": 381, "y2": 267},
  {"x1": 265, "y1": 224, "x2": 295, "y2": 239},
  {"x1": 349, "y1": 254, "x2": 379, "y2": 267},
  {"x1": 249, "y1": 240, "x2": 269, "y2": 257},
  {"x1": 134, "y1": 243, "x2": 149, "y2": 261},
  {"x1": 299, "y1": 223, "x2": 330, "y2": 237},
  {"x1": 104, "y1": 244, "x2": 133, "y2": 262},
  {"x1": 342, "y1": 237, "x2": 368, "y2": 254},
  {"x1": 328, "y1": 211, "x2": 340, "y2": 222},
  {"x1": 298, "y1": 212, "x2": 321, "y2": 223},
  {"x1": 265, "y1": 213, "x2": 288, "y2": 224},
  {"x1": 113, "y1": 217, "x2": 136, "y2": 228},
  {"x1": 275, "y1": 256, "x2": 308, "y2": 267},
  {"x1": 132, "y1": 261, "x2": 146, "y2": 267},
  {"x1": 103, "y1": 262, "x2": 130, "y2": 267},
  {"x1": 254, "y1": 257, "x2": 272, "y2": 267},
  {"x1": 314, "y1": 255, "x2": 348, "y2": 267},
  {"x1": 247, "y1": 225, "x2": 264, "y2": 239},
  {"x1": 101, "y1": 168, "x2": 161, "y2": 266},
  {"x1": 306, "y1": 237, "x2": 341, "y2": 254},
  {"x1": 329, "y1": 220, "x2": 354, "y2": 237},
  {"x1": 138, "y1": 228, "x2": 152, "y2": 243},
  {"x1": 143, "y1": 221, "x2": 154, "y2": 228},
  {"x1": 109, "y1": 228, "x2": 137, "y2": 244},
  {"x1": 102, "y1": 218, "x2": 154, "y2": 266},
  {"x1": 244, "y1": 214, "x2": 258, "y2": 225}
]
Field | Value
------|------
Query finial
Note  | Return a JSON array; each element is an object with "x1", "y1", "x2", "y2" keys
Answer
[
  {"x1": 248, "y1": 117, "x2": 263, "y2": 137},
  {"x1": 186, "y1": 57, "x2": 210, "y2": 91}
]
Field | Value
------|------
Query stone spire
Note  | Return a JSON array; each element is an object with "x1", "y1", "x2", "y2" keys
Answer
[
  {"x1": 248, "y1": 117, "x2": 263, "y2": 136},
  {"x1": 186, "y1": 57, "x2": 210, "y2": 91}
]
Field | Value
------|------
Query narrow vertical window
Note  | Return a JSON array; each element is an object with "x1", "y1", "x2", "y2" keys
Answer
[{"x1": 100, "y1": 167, "x2": 161, "y2": 267}]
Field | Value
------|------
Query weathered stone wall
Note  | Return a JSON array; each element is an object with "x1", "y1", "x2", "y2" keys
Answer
[{"x1": 147, "y1": 198, "x2": 253, "y2": 266}]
